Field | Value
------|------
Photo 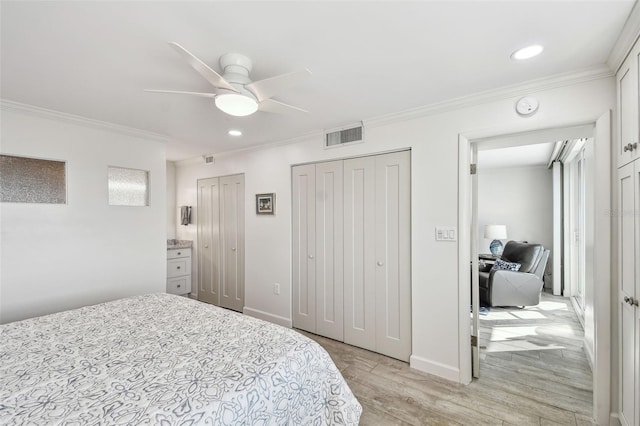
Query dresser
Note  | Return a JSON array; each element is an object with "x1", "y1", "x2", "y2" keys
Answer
[{"x1": 167, "y1": 241, "x2": 192, "y2": 296}]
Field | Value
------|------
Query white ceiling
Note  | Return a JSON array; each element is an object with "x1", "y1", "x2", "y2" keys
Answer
[{"x1": 0, "y1": 1, "x2": 635, "y2": 161}]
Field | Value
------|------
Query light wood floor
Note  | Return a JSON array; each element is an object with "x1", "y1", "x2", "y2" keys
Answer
[{"x1": 298, "y1": 292, "x2": 594, "y2": 425}]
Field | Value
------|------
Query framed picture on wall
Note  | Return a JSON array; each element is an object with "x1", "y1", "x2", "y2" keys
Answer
[{"x1": 256, "y1": 193, "x2": 275, "y2": 215}]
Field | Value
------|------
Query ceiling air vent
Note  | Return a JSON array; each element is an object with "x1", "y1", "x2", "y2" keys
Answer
[
  {"x1": 203, "y1": 154, "x2": 215, "y2": 165},
  {"x1": 324, "y1": 123, "x2": 364, "y2": 149}
]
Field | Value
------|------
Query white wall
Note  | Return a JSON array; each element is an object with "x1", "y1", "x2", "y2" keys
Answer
[
  {"x1": 167, "y1": 160, "x2": 176, "y2": 239},
  {"x1": 0, "y1": 107, "x2": 167, "y2": 323},
  {"x1": 477, "y1": 166, "x2": 553, "y2": 286},
  {"x1": 174, "y1": 76, "x2": 615, "y2": 382}
]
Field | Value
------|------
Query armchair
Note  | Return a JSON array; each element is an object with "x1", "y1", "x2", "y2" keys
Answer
[{"x1": 479, "y1": 241, "x2": 550, "y2": 307}]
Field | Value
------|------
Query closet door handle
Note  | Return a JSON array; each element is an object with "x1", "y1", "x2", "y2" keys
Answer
[
  {"x1": 308, "y1": 254, "x2": 314, "y2": 259},
  {"x1": 231, "y1": 247, "x2": 236, "y2": 251},
  {"x1": 377, "y1": 261, "x2": 384, "y2": 266}
]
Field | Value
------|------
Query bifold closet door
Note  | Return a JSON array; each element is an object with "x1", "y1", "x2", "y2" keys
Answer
[
  {"x1": 197, "y1": 178, "x2": 220, "y2": 305},
  {"x1": 343, "y1": 156, "x2": 377, "y2": 352},
  {"x1": 315, "y1": 161, "x2": 344, "y2": 341},
  {"x1": 292, "y1": 164, "x2": 316, "y2": 332},
  {"x1": 219, "y1": 174, "x2": 244, "y2": 312},
  {"x1": 374, "y1": 151, "x2": 411, "y2": 361}
]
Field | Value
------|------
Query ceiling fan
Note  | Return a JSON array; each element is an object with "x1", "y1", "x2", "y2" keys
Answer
[{"x1": 146, "y1": 42, "x2": 311, "y2": 117}]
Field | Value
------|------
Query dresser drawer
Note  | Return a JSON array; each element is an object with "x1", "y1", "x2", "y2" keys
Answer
[
  {"x1": 167, "y1": 276, "x2": 191, "y2": 295},
  {"x1": 168, "y1": 248, "x2": 191, "y2": 259},
  {"x1": 167, "y1": 258, "x2": 191, "y2": 278}
]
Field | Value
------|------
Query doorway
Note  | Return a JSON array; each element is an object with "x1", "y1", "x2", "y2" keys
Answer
[{"x1": 459, "y1": 113, "x2": 612, "y2": 425}]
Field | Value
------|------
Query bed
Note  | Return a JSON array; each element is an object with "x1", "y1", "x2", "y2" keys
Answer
[{"x1": 0, "y1": 293, "x2": 362, "y2": 425}]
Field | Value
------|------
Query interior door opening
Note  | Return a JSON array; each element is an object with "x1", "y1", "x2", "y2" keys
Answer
[{"x1": 465, "y1": 123, "x2": 606, "y2": 424}]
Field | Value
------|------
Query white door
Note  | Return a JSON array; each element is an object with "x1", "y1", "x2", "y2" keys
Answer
[
  {"x1": 343, "y1": 155, "x2": 377, "y2": 352},
  {"x1": 374, "y1": 151, "x2": 411, "y2": 361},
  {"x1": 197, "y1": 178, "x2": 220, "y2": 305},
  {"x1": 292, "y1": 164, "x2": 317, "y2": 332},
  {"x1": 618, "y1": 160, "x2": 639, "y2": 426},
  {"x1": 315, "y1": 161, "x2": 344, "y2": 341},
  {"x1": 219, "y1": 174, "x2": 244, "y2": 312}
]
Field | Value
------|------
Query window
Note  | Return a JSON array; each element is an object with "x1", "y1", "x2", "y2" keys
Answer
[
  {"x1": 0, "y1": 154, "x2": 66, "y2": 204},
  {"x1": 108, "y1": 166, "x2": 149, "y2": 206}
]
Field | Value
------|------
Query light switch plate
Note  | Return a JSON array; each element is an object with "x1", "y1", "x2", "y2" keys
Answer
[{"x1": 435, "y1": 226, "x2": 457, "y2": 242}]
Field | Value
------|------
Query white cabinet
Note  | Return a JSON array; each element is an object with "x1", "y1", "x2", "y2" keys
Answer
[
  {"x1": 617, "y1": 37, "x2": 640, "y2": 167},
  {"x1": 618, "y1": 160, "x2": 640, "y2": 426},
  {"x1": 292, "y1": 151, "x2": 411, "y2": 361},
  {"x1": 167, "y1": 248, "x2": 191, "y2": 295},
  {"x1": 197, "y1": 174, "x2": 245, "y2": 312}
]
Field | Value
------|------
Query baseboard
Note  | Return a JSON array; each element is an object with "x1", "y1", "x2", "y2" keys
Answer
[
  {"x1": 410, "y1": 354, "x2": 461, "y2": 383},
  {"x1": 243, "y1": 307, "x2": 292, "y2": 328},
  {"x1": 584, "y1": 338, "x2": 595, "y2": 372},
  {"x1": 609, "y1": 412, "x2": 621, "y2": 426}
]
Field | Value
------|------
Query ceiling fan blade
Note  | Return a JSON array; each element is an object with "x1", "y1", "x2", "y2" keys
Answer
[
  {"x1": 145, "y1": 89, "x2": 217, "y2": 98},
  {"x1": 168, "y1": 42, "x2": 238, "y2": 93},
  {"x1": 258, "y1": 98, "x2": 308, "y2": 114},
  {"x1": 246, "y1": 69, "x2": 311, "y2": 102}
]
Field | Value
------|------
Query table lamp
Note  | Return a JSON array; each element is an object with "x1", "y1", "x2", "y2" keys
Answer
[{"x1": 484, "y1": 225, "x2": 507, "y2": 256}]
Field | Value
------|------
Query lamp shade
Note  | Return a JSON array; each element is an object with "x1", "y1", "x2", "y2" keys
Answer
[{"x1": 484, "y1": 225, "x2": 507, "y2": 240}]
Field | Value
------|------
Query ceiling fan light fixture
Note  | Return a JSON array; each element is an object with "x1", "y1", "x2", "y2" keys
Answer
[
  {"x1": 228, "y1": 129, "x2": 242, "y2": 136},
  {"x1": 511, "y1": 45, "x2": 544, "y2": 60},
  {"x1": 215, "y1": 93, "x2": 258, "y2": 117}
]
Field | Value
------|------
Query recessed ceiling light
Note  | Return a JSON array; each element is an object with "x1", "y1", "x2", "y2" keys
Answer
[
  {"x1": 228, "y1": 129, "x2": 242, "y2": 136},
  {"x1": 511, "y1": 45, "x2": 544, "y2": 60}
]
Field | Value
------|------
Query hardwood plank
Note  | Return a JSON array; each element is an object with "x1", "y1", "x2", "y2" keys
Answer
[{"x1": 298, "y1": 292, "x2": 591, "y2": 425}]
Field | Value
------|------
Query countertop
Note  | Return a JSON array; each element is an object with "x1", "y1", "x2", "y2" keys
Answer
[{"x1": 167, "y1": 239, "x2": 193, "y2": 250}]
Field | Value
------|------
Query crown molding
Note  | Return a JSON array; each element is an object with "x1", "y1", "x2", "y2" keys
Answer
[
  {"x1": 363, "y1": 65, "x2": 613, "y2": 130},
  {"x1": 0, "y1": 99, "x2": 171, "y2": 144},
  {"x1": 175, "y1": 130, "x2": 323, "y2": 167},
  {"x1": 607, "y1": 0, "x2": 640, "y2": 73}
]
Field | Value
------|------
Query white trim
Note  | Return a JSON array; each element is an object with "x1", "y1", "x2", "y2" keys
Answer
[
  {"x1": 243, "y1": 307, "x2": 293, "y2": 328},
  {"x1": 175, "y1": 130, "x2": 325, "y2": 167},
  {"x1": 584, "y1": 338, "x2": 595, "y2": 371},
  {"x1": 570, "y1": 296, "x2": 586, "y2": 329},
  {"x1": 364, "y1": 66, "x2": 612, "y2": 130},
  {"x1": 610, "y1": 412, "x2": 622, "y2": 426},
  {"x1": 552, "y1": 162, "x2": 563, "y2": 295},
  {"x1": 0, "y1": 99, "x2": 170, "y2": 143},
  {"x1": 410, "y1": 354, "x2": 460, "y2": 382},
  {"x1": 458, "y1": 134, "x2": 472, "y2": 385},
  {"x1": 591, "y1": 111, "x2": 612, "y2": 426},
  {"x1": 607, "y1": 1, "x2": 640, "y2": 74}
]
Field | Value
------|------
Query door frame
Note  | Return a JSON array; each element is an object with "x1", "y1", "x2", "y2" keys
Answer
[{"x1": 458, "y1": 114, "x2": 611, "y2": 425}]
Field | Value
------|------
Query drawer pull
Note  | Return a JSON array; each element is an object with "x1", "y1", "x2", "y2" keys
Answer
[
  {"x1": 177, "y1": 284, "x2": 181, "y2": 288},
  {"x1": 177, "y1": 266, "x2": 181, "y2": 270},
  {"x1": 623, "y1": 142, "x2": 638, "y2": 152},
  {"x1": 177, "y1": 251, "x2": 181, "y2": 255}
]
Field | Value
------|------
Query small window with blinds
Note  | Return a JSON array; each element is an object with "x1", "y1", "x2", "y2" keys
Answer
[{"x1": 324, "y1": 123, "x2": 364, "y2": 149}]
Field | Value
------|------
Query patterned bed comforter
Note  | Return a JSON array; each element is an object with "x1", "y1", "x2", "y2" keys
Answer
[{"x1": 0, "y1": 294, "x2": 362, "y2": 425}]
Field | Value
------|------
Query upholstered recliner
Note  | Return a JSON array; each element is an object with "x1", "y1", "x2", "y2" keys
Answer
[{"x1": 479, "y1": 241, "x2": 550, "y2": 307}]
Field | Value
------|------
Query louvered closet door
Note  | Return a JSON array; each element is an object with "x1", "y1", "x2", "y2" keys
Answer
[
  {"x1": 197, "y1": 178, "x2": 220, "y2": 305},
  {"x1": 343, "y1": 155, "x2": 377, "y2": 352},
  {"x1": 292, "y1": 164, "x2": 316, "y2": 332},
  {"x1": 219, "y1": 174, "x2": 245, "y2": 312},
  {"x1": 374, "y1": 151, "x2": 411, "y2": 361},
  {"x1": 315, "y1": 161, "x2": 344, "y2": 341}
]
